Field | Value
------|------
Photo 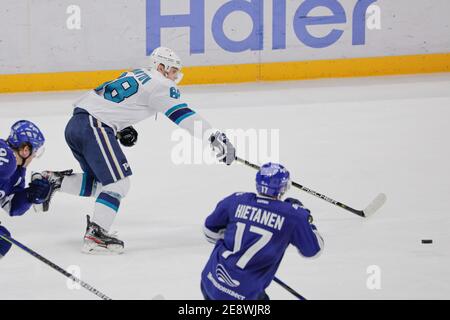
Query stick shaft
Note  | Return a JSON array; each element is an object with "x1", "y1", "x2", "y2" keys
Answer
[
  {"x1": 236, "y1": 157, "x2": 366, "y2": 217},
  {"x1": 0, "y1": 233, "x2": 111, "y2": 300},
  {"x1": 274, "y1": 277, "x2": 306, "y2": 300}
]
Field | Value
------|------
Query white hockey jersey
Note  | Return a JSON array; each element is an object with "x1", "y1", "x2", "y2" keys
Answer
[{"x1": 74, "y1": 68, "x2": 212, "y2": 139}]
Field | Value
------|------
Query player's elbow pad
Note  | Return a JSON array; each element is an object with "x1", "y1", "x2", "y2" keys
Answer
[
  {"x1": 298, "y1": 229, "x2": 324, "y2": 259},
  {"x1": 8, "y1": 203, "x2": 30, "y2": 217},
  {"x1": 203, "y1": 226, "x2": 225, "y2": 244},
  {"x1": 8, "y1": 206, "x2": 29, "y2": 217},
  {"x1": 7, "y1": 192, "x2": 31, "y2": 217}
]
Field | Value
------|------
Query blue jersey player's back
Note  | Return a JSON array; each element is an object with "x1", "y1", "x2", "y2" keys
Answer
[{"x1": 201, "y1": 163, "x2": 324, "y2": 300}]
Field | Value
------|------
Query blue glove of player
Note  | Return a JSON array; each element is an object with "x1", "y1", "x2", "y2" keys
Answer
[
  {"x1": 26, "y1": 178, "x2": 51, "y2": 204},
  {"x1": 0, "y1": 225, "x2": 12, "y2": 259}
]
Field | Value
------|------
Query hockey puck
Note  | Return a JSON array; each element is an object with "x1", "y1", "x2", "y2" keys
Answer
[{"x1": 421, "y1": 239, "x2": 433, "y2": 244}]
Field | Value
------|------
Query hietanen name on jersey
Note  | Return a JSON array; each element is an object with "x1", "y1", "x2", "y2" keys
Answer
[{"x1": 234, "y1": 204, "x2": 285, "y2": 231}]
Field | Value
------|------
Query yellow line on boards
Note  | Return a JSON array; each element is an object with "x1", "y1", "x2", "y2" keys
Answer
[{"x1": 0, "y1": 53, "x2": 449, "y2": 93}]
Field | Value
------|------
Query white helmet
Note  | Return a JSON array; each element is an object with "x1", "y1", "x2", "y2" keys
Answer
[{"x1": 149, "y1": 47, "x2": 183, "y2": 83}]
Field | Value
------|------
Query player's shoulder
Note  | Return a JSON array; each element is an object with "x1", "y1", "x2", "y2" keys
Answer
[
  {"x1": 147, "y1": 69, "x2": 177, "y2": 88},
  {"x1": 0, "y1": 138, "x2": 9, "y2": 148},
  {"x1": 227, "y1": 192, "x2": 256, "y2": 200},
  {"x1": 123, "y1": 68, "x2": 154, "y2": 90},
  {"x1": 276, "y1": 198, "x2": 312, "y2": 221},
  {"x1": 221, "y1": 192, "x2": 255, "y2": 203},
  {"x1": 144, "y1": 69, "x2": 182, "y2": 101},
  {"x1": 0, "y1": 139, "x2": 17, "y2": 181}
]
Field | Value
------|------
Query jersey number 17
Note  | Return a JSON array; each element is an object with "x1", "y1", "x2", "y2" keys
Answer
[{"x1": 222, "y1": 222, "x2": 273, "y2": 269}]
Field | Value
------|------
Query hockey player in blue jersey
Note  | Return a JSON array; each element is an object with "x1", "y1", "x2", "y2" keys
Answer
[
  {"x1": 0, "y1": 121, "x2": 50, "y2": 216},
  {"x1": 0, "y1": 224, "x2": 12, "y2": 260},
  {"x1": 201, "y1": 162, "x2": 324, "y2": 300},
  {"x1": 0, "y1": 139, "x2": 16, "y2": 259},
  {"x1": 35, "y1": 47, "x2": 236, "y2": 254},
  {"x1": 0, "y1": 121, "x2": 50, "y2": 259}
]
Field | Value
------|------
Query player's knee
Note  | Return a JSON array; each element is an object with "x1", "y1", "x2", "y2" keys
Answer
[{"x1": 102, "y1": 177, "x2": 130, "y2": 199}]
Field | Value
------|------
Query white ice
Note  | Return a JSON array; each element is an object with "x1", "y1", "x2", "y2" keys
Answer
[{"x1": 0, "y1": 73, "x2": 449, "y2": 300}]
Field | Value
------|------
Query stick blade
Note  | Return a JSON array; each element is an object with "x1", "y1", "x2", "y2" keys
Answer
[{"x1": 363, "y1": 193, "x2": 387, "y2": 218}]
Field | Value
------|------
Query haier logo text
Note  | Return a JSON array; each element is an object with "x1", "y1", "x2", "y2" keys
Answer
[{"x1": 146, "y1": 0, "x2": 379, "y2": 54}]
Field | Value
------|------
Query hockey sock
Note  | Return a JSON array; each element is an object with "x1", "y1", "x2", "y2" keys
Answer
[
  {"x1": 92, "y1": 192, "x2": 121, "y2": 231},
  {"x1": 61, "y1": 173, "x2": 100, "y2": 197}
]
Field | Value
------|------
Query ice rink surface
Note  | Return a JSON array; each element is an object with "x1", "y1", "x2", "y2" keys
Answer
[{"x1": 0, "y1": 73, "x2": 449, "y2": 300}]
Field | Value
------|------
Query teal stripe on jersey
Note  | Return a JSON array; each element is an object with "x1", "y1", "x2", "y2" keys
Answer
[
  {"x1": 165, "y1": 103, "x2": 188, "y2": 117},
  {"x1": 175, "y1": 111, "x2": 196, "y2": 124},
  {"x1": 96, "y1": 199, "x2": 119, "y2": 212}
]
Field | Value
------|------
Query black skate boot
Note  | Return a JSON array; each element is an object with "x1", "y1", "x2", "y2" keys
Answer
[
  {"x1": 32, "y1": 169, "x2": 74, "y2": 212},
  {"x1": 82, "y1": 215, "x2": 124, "y2": 254}
]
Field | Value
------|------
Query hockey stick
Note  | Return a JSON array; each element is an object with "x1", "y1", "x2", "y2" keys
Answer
[
  {"x1": 0, "y1": 233, "x2": 112, "y2": 300},
  {"x1": 235, "y1": 157, "x2": 386, "y2": 218},
  {"x1": 274, "y1": 277, "x2": 306, "y2": 300}
]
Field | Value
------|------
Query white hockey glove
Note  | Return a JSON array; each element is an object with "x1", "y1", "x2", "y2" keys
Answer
[{"x1": 209, "y1": 131, "x2": 236, "y2": 166}]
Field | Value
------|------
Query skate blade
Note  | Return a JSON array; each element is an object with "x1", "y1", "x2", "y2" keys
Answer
[
  {"x1": 82, "y1": 240, "x2": 124, "y2": 255},
  {"x1": 33, "y1": 203, "x2": 44, "y2": 213}
]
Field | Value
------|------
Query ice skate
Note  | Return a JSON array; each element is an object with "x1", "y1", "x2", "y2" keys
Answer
[{"x1": 82, "y1": 215, "x2": 124, "y2": 255}]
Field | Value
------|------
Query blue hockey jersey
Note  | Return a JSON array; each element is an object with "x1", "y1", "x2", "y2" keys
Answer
[
  {"x1": 0, "y1": 166, "x2": 31, "y2": 216},
  {"x1": 201, "y1": 192, "x2": 324, "y2": 300}
]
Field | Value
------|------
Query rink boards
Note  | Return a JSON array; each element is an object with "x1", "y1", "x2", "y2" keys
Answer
[{"x1": 1, "y1": 0, "x2": 450, "y2": 92}]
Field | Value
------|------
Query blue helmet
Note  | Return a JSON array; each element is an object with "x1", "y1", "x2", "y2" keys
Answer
[
  {"x1": 7, "y1": 120, "x2": 45, "y2": 153},
  {"x1": 256, "y1": 162, "x2": 290, "y2": 198},
  {"x1": 0, "y1": 139, "x2": 17, "y2": 179}
]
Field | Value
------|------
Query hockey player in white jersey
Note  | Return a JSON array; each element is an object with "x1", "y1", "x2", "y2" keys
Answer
[{"x1": 37, "y1": 47, "x2": 236, "y2": 254}]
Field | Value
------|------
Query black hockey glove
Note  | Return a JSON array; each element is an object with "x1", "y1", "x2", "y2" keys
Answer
[
  {"x1": 26, "y1": 178, "x2": 51, "y2": 204},
  {"x1": 209, "y1": 131, "x2": 236, "y2": 165},
  {"x1": 117, "y1": 126, "x2": 138, "y2": 147}
]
